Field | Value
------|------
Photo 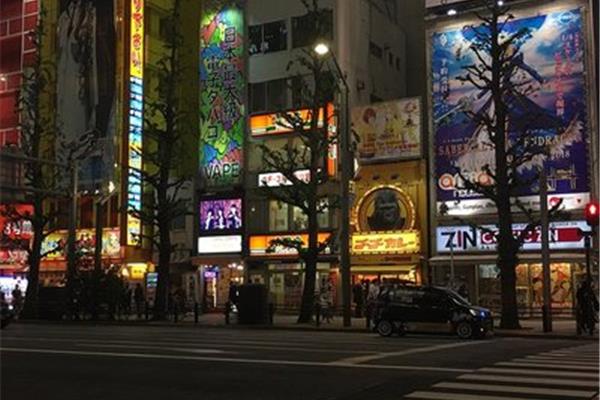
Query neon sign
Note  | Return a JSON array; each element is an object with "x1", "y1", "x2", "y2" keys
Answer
[
  {"x1": 200, "y1": 3, "x2": 245, "y2": 187},
  {"x1": 127, "y1": 0, "x2": 144, "y2": 245}
]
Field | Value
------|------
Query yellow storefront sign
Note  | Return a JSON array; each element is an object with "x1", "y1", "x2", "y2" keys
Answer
[{"x1": 351, "y1": 231, "x2": 420, "y2": 255}]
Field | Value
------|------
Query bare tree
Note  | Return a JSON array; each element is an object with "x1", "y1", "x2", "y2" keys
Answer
[
  {"x1": 128, "y1": 0, "x2": 192, "y2": 320},
  {"x1": 258, "y1": 2, "x2": 337, "y2": 323},
  {"x1": 441, "y1": 1, "x2": 574, "y2": 328}
]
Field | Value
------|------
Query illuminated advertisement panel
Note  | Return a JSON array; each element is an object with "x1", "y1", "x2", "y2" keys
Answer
[
  {"x1": 0, "y1": 204, "x2": 33, "y2": 268},
  {"x1": 249, "y1": 233, "x2": 332, "y2": 256},
  {"x1": 250, "y1": 103, "x2": 334, "y2": 137},
  {"x1": 198, "y1": 235, "x2": 242, "y2": 254},
  {"x1": 200, "y1": 2, "x2": 245, "y2": 187},
  {"x1": 199, "y1": 198, "x2": 242, "y2": 232},
  {"x1": 41, "y1": 228, "x2": 121, "y2": 260},
  {"x1": 351, "y1": 231, "x2": 420, "y2": 255},
  {"x1": 127, "y1": 0, "x2": 144, "y2": 244},
  {"x1": 430, "y1": 5, "x2": 591, "y2": 215}
]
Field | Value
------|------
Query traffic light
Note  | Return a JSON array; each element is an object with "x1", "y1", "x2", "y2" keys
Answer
[{"x1": 585, "y1": 200, "x2": 600, "y2": 227}]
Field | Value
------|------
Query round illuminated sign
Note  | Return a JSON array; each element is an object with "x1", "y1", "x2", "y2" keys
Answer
[{"x1": 355, "y1": 185, "x2": 416, "y2": 232}]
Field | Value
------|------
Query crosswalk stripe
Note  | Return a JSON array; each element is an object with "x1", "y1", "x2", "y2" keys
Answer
[
  {"x1": 524, "y1": 356, "x2": 599, "y2": 365},
  {"x1": 478, "y1": 367, "x2": 598, "y2": 379},
  {"x1": 543, "y1": 352, "x2": 599, "y2": 358},
  {"x1": 433, "y1": 382, "x2": 596, "y2": 398},
  {"x1": 497, "y1": 361, "x2": 599, "y2": 371},
  {"x1": 404, "y1": 391, "x2": 545, "y2": 400},
  {"x1": 457, "y1": 374, "x2": 599, "y2": 388}
]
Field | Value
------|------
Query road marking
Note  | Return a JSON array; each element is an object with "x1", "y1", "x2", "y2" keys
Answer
[
  {"x1": 457, "y1": 374, "x2": 599, "y2": 388},
  {"x1": 433, "y1": 382, "x2": 596, "y2": 398},
  {"x1": 334, "y1": 340, "x2": 490, "y2": 364},
  {"x1": 75, "y1": 344, "x2": 229, "y2": 354},
  {"x1": 523, "y1": 356, "x2": 600, "y2": 365},
  {"x1": 541, "y1": 352, "x2": 599, "y2": 359},
  {"x1": 496, "y1": 361, "x2": 599, "y2": 371},
  {"x1": 0, "y1": 347, "x2": 473, "y2": 373},
  {"x1": 477, "y1": 367, "x2": 598, "y2": 379},
  {"x1": 405, "y1": 391, "x2": 545, "y2": 400}
]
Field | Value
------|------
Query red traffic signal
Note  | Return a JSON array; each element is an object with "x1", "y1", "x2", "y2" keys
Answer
[{"x1": 585, "y1": 201, "x2": 600, "y2": 227}]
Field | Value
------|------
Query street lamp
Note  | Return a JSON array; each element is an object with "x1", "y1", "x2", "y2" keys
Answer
[{"x1": 314, "y1": 40, "x2": 352, "y2": 328}]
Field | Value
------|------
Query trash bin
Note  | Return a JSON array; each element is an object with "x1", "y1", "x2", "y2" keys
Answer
[{"x1": 237, "y1": 284, "x2": 268, "y2": 324}]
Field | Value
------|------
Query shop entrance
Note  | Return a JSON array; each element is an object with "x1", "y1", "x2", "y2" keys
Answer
[
  {"x1": 351, "y1": 265, "x2": 418, "y2": 286},
  {"x1": 201, "y1": 262, "x2": 244, "y2": 311}
]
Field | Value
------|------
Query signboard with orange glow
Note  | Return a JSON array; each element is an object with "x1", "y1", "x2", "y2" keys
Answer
[
  {"x1": 250, "y1": 103, "x2": 334, "y2": 137},
  {"x1": 249, "y1": 233, "x2": 332, "y2": 256},
  {"x1": 41, "y1": 228, "x2": 121, "y2": 260},
  {"x1": 351, "y1": 231, "x2": 420, "y2": 255}
]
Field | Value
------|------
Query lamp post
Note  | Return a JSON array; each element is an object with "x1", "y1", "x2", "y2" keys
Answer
[{"x1": 314, "y1": 41, "x2": 352, "y2": 327}]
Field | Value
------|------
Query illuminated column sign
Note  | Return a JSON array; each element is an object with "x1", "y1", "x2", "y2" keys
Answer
[
  {"x1": 200, "y1": 2, "x2": 245, "y2": 187},
  {"x1": 127, "y1": 0, "x2": 144, "y2": 245}
]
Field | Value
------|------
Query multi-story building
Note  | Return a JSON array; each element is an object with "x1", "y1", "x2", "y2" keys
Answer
[
  {"x1": 425, "y1": 0, "x2": 598, "y2": 315},
  {"x1": 193, "y1": 0, "x2": 429, "y2": 311}
]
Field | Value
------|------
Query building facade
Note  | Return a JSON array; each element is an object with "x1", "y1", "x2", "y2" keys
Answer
[{"x1": 425, "y1": 0, "x2": 599, "y2": 315}]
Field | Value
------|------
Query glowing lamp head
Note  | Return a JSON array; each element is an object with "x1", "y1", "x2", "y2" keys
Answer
[
  {"x1": 314, "y1": 42, "x2": 330, "y2": 56},
  {"x1": 447, "y1": 8, "x2": 457, "y2": 16}
]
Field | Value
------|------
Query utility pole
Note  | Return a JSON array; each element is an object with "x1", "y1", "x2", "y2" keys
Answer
[
  {"x1": 540, "y1": 170, "x2": 552, "y2": 332},
  {"x1": 66, "y1": 159, "x2": 79, "y2": 318}
]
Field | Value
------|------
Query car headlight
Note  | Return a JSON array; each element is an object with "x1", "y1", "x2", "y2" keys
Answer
[{"x1": 469, "y1": 309, "x2": 477, "y2": 316}]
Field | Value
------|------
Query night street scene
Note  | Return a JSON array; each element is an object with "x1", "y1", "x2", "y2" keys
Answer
[{"x1": 0, "y1": 0, "x2": 599, "y2": 399}]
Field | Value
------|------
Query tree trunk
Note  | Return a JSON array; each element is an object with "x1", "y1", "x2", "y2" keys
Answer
[
  {"x1": 298, "y1": 195, "x2": 319, "y2": 323},
  {"x1": 21, "y1": 221, "x2": 43, "y2": 319},
  {"x1": 153, "y1": 217, "x2": 171, "y2": 320}
]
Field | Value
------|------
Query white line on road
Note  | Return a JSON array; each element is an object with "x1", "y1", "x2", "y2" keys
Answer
[
  {"x1": 76, "y1": 344, "x2": 230, "y2": 354},
  {"x1": 334, "y1": 340, "x2": 491, "y2": 364},
  {"x1": 404, "y1": 391, "x2": 546, "y2": 400},
  {"x1": 495, "y1": 361, "x2": 599, "y2": 371},
  {"x1": 477, "y1": 367, "x2": 598, "y2": 379},
  {"x1": 0, "y1": 347, "x2": 473, "y2": 373},
  {"x1": 523, "y1": 356, "x2": 600, "y2": 365},
  {"x1": 457, "y1": 374, "x2": 599, "y2": 388},
  {"x1": 433, "y1": 381, "x2": 596, "y2": 398}
]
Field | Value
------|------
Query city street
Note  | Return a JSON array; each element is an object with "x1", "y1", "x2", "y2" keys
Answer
[{"x1": 1, "y1": 323, "x2": 598, "y2": 400}]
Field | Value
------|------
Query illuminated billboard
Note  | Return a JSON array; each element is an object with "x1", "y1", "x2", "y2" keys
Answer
[
  {"x1": 127, "y1": 0, "x2": 144, "y2": 244},
  {"x1": 200, "y1": 2, "x2": 245, "y2": 187},
  {"x1": 430, "y1": 5, "x2": 591, "y2": 215},
  {"x1": 199, "y1": 198, "x2": 242, "y2": 232},
  {"x1": 352, "y1": 98, "x2": 421, "y2": 163}
]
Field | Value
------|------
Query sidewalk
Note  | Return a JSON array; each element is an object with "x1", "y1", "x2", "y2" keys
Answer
[{"x1": 76, "y1": 312, "x2": 598, "y2": 340}]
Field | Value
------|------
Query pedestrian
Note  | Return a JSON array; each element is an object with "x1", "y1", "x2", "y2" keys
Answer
[
  {"x1": 319, "y1": 288, "x2": 332, "y2": 323},
  {"x1": 268, "y1": 291, "x2": 275, "y2": 325},
  {"x1": 228, "y1": 281, "x2": 239, "y2": 309},
  {"x1": 11, "y1": 284, "x2": 23, "y2": 318},
  {"x1": 121, "y1": 285, "x2": 132, "y2": 320},
  {"x1": 576, "y1": 280, "x2": 599, "y2": 335},
  {"x1": 134, "y1": 283, "x2": 144, "y2": 319},
  {"x1": 353, "y1": 282, "x2": 364, "y2": 318},
  {"x1": 314, "y1": 293, "x2": 321, "y2": 327}
]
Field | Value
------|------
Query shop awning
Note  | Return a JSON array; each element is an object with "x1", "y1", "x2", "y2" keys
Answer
[{"x1": 429, "y1": 252, "x2": 586, "y2": 265}]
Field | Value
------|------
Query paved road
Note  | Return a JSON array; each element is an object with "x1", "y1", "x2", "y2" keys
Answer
[{"x1": 1, "y1": 323, "x2": 598, "y2": 400}]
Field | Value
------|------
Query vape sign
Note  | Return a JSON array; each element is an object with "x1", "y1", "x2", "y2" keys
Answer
[{"x1": 437, "y1": 221, "x2": 587, "y2": 253}]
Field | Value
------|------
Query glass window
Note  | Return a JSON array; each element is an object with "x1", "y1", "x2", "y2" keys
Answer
[
  {"x1": 262, "y1": 20, "x2": 287, "y2": 53},
  {"x1": 250, "y1": 82, "x2": 266, "y2": 113},
  {"x1": 249, "y1": 25, "x2": 262, "y2": 55},
  {"x1": 266, "y1": 78, "x2": 287, "y2": 111},
  {"x1": 292, "y1": 206, "x2": 307, "y2": 231},
  {"x1": 292, "y1": 9, "x2": 333, "y2": 49},
  {"x1": 269, "y1": 200, "x2": 288, "y2": 231},
  {"x1": 317, "y1": 198, "x2": 329, "y2": 228},
  {"x1": 369, "y1": 41, "x2": 383, "y2": 59}
]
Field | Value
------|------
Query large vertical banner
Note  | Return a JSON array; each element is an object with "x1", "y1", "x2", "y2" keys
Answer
[
  {"x1": 56, "y1": 0, "x2": 117, "y2": 188},
  {"x1": 200, "y1": 1, "x2": 245, "y2": 188},
  {"x1": 430, "y1": 6, "x2": 591, "y2": 215},
  {"x1": 127, "y1": 0, "x2": 144, "y2": 245}
]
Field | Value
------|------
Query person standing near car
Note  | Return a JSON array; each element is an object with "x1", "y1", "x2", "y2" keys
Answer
[{"x1": 365, "y1": 279, "x2": 380, "y2": 329}]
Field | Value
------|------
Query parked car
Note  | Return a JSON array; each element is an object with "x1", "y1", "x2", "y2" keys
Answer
[{"x1": 372, "y1": 284, "x2": 493, "y2": 339}]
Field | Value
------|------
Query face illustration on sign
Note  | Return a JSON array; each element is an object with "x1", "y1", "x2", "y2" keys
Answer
[{"x1": 356, "y1": 186, "x2": 415, "y2": 232}]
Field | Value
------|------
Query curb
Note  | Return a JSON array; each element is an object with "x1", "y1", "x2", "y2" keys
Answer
[{"x1": 11, "y1": 320, "x2": 598, "y2": 340}]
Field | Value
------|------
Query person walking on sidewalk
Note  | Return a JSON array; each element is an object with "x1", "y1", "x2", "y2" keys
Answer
[
  {"x1": 576, "y1": 280, "x2": 599, "y2": 335},
  {"x1": 134, "y1": 283, "x2": 144, "y2": 319}
]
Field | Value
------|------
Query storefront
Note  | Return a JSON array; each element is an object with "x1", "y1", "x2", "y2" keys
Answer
[
  {"x1": 432, "y1": 222, "x2": 595, "y2": 316},
  {"x1": 246, "y1": 232, "x2": 337, "y2": 311},
  {"x1": 350, "y1": 183, "x2": 426, "y2": 286}
]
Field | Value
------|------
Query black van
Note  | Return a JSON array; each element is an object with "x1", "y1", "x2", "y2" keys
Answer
[{"x1": 372, "y1": 285, "x2": 493, "y2": 339}]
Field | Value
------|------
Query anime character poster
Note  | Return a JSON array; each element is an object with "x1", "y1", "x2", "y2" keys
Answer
[
  {"x1": 56, "y1": 0, "x2": 116, "y2": 188},
  {"x1": 430, "y1": 6, "x2": 591, "y2": 215},
  {"x1": 199, "y1": 1, "x2": 245, "y2": 188},
  {"x1": 199, "y1": 198, "x2": 242, "y2": 232}
]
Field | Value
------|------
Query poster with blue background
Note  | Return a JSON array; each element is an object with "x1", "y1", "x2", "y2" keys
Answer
[{"x1": 430, "y1": 6, "x2": 591, "y2": 215}]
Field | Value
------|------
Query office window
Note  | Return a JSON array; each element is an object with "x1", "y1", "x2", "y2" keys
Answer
[
  {"x1": 369, "y1": 41, "x2": 383, "y2": 59},
  {"x1": 292, "y1": 9, "x2": 333, "y2": 49},
  {"x1": 250, "y1": 79, "x2": 288, "y2": 113},
  {"x1": 250, "y1": 82, "x2": 266, "y2": 113},
  {"x1": 317, "y1": 198, "x2": 329, "y2": 228},
  {"x1": 269, "y1": 200, "x2": 289, "y2": 231},
  {"x1": 292, "y1": 206, "x2": 307, "y2": 231},
  {"x1": 249, "y1": 20, "x2": 287, "y2": 55}
]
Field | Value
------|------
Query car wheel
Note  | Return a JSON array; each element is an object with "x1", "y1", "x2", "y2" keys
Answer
[
  {"x1": 456, "y1": 321, "x2": 473, "y2": 339},
  {"x1": 376, "y1": 320, "x2": 394, "y2": 337}
]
